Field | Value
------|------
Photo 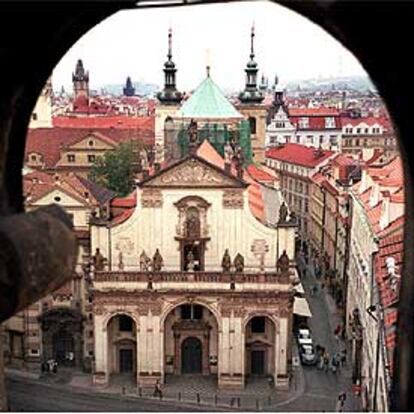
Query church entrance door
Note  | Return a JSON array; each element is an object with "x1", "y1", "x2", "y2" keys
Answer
[
  {"x1": 251, "y1": 350, "x2": 265, "y2": 375},
  {"x1": 53, "y1": 329, "x2": 75, "y2": 364},
  {"x1": 181, "y1": 337, "x2": 202, "y2": 374},
  {"x1": 119, "y1": 349, "x2": 133, "y2": 373}
]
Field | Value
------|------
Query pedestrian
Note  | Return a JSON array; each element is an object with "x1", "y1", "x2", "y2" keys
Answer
[
  {"x1": 330, "y1": 355, "x2": 338, "y2": 374},
  {"x1": 340, "y1": 349, "x2": 347, "y2": 366},
  {"x1": 334, "y1": 324, "x2": 341, "y2": 342},
  {"x1": 153, "y1": 380, "x2": 162, "y2": 398},
  {"x1": 323, "y1": 352, "x2": 330, "y2": 372}
]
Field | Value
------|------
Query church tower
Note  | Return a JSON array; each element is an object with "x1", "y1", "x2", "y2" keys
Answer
[
  {"x1": 155, "y1": 28, "x2": 183, "y2": 162},
  {"x1": 72, "y1": 59, "x2": 89, "y2": 100},
  {"x1": 123, "y1": 76, "x2": 135, "y2": 97},
  {"x1": 236, "y1": 26, "x2": 267, "y2": 162}
]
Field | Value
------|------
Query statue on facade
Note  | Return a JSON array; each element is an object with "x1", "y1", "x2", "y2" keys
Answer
[
  {"x1": 140, "y1": 148, "x2": 149, "y2": 171},
  {"x1": 152, "y1": 249, "x2": 164, "y2": 272},
  {"x1": 93, "y1": 248, "x2": 107, "y2": 271},
  {"x1": 188, "y1": 119, "x2": 198, "y2": 145},
  {"x1": 185, "y1": 213, "x2": 200, "y2": 238},
  {"x1": 186, "y1": 250, "x2": 195, "y2": 272},
  {"x1": 289, "y1": 210, "x2": 296, "y2": 224},
  {"x1": 140, "y1": 250, "x2": 151, "y2": 271},
  {"x1": 221, "y1": 249, "x2": 232, "y2": 272},
  {"x1": 154, "y1": 143, "x2": 163, "y2": 166},
  {"x1": 234, "y1": 146, "x2": 245, "y2": 178},
  {"x1": 278, "y1": 202, "x2": 288, "y2": 224},
  {"x1": 233, "y1": 253, "x2": 245, "y2": 272},
  {"x1": 277, "y1": 250, "x2": 290, "y2": 275},
  {"x1": 118, "y1": 251, "x2": 124, "y2": 271},
  {"x1": 224, "y1": 142, "x2": 234, "y2": 164}
]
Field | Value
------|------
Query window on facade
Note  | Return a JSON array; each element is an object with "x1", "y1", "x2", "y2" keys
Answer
[
  {"x1": 30, "y1": 349, "x2": 39, "y2": 355},
  {"x1": 251, "y1": 316, "x2": 266, "y2": 333},
  {"x1": 356, "y1": 128, "x2": 361, "y2": 134},
  {"x1": 32, "y1": 113, "x2": 38, "y2": 121},
  {"x1": 180, "y1": 304, "x2": 203, "y2": 320},
  {"x1": 31, "y1": 154, "x2": 37, "y2": 162},
  {"x1": 307, "y1": 135, "x2": 313, "y2": 144},
  {"x1": 119, "y1": 315, "x2": 133, "y2": 332},
  {"x1": 248, "y1": 117, "x2": 257, "y2": 134},
  {"x1": 355, "y1": 139, "x2": 360, "y2": 146},
  {"x1": 88, "y1": 154, "x2": 96, "y2": 163},
  {"x1": 67, "y1": 154, "x2": 75, "y2": 163},
  {"x1": 365, "y1": 128, "x2": 369, "y2": 133}
]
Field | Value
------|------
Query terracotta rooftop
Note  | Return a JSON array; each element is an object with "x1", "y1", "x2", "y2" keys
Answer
[
  {"x1": 266, "y1": 143, "x2": 335, "y2": 168},
  {"x1": 53, "y1": 115, "x2": 154, "y2": 129}
]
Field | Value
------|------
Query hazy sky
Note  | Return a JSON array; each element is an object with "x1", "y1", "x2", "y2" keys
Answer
[{"x1": 52, "y1": 0, "x2": 367, "y2": 93}]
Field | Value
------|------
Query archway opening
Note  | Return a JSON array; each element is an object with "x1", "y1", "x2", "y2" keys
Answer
[
  {"x1": 163, "y1": 303, "x2": 218, "y2": 379},
  {"x1": 245, "y1": 315, "x2": 276, "y2": 381},
  {"x1": 106, "y1": 314, "x2": 137, "y2": 384}
]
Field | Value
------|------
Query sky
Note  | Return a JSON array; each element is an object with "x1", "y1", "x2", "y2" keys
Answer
[{"x1": 52, "y1": 0, "x2": 368, "y2": 94}]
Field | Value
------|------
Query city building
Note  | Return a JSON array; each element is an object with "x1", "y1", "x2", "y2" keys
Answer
[
  {"x1": 346, "y1": 155, "x2": 404, "y2": 411},
  {"x1": 265, "y1": 143, "x2": 336, "y2": 248},
  {"x1": 3, "y1": 170, "x2": 115, "y2": 371},
  {"x1": 89, "y1": 139, "x2": 298, "y2": 390},
  {"x1": 341, "y1": 116, "x2": 398, "y2": 162}
]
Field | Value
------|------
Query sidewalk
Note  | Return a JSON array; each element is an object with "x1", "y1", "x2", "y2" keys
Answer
[{"x1": 297, "y1": 253, "x2": 361, "y2": 412}]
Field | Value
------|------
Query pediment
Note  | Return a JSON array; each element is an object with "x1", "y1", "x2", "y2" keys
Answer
[
  {"x1": 141, "y1": 157, "x2": 247, "y2": 188},
  {"x1": 67, "y1": 133, "x2": 116, "y2": 150}
]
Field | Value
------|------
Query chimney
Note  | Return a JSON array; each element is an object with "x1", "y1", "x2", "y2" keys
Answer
[
  {"x1": 359, "y1": 168, "x2": 369, "y2": 194},
  {"x1": 224, "y1": 162, "x2": 231, "y2": 175},
  {"x1": 379, "y1": 191, "x2": 391, "y2": 230},
  {"x1": 369, "y1": 181, "x2": 380, "y2": 207}
]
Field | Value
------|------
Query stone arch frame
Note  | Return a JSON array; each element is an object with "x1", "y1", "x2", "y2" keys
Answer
[
  {"x1": 39, "y1": 306, "x2": 84, "y2": 367},
  {"x1": 1, "y1": 2, "x2": 413, "y2": 410},
  {"x1": 105, "y1": 312, "x2": 139, "y2": 377},
  {"x1": 243, "y1": 312, "x2": 280, "y2": 380},
  {"x1": 160, "y1": 299, "x2": 221, "y2": 377}
]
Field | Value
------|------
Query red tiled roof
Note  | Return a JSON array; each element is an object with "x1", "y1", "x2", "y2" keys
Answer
[
  {"x1": 53, "y1": 115, "x2": 154, "y2": 130},
  {"x1": 246, "y1": 164, "x2": 276, "y2": 184},
  {"x1": 26, "y1": 127, "x2": 154, "y2": 169},
  {"x1": 288, "y1": 107, "x2": 340, "y2": 116},
  {"x1": 110, "y1": 191, "x2": 137, "y2": 208},
  {"x1": 341, "y1": 116, "x2": 389, "y2": 128},
  {"x1": 266, "y1": 143, "x2": 335, "y2": 168}
]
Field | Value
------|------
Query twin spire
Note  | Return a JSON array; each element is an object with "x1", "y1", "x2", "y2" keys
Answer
[{"x1": 157, "y1": 24, "x2": 264, "y2": 105}]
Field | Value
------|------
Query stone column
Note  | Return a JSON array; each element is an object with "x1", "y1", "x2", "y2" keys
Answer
[
  {"x1": 137, "y1": 313, "x2": 162, "y2": 387},
  {"x1": 218, "y1": 315, "x2": 244, "y2": 389},
  {"x1": 93, "y1": 314, "x2": 108, "y2": 386},
  {"x1": 275, "y1": 317, "x2": 289, "y2": 389}
]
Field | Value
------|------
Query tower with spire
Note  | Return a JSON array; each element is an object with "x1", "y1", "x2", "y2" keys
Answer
[
  {"x1": 72, "y1": 59, "x2": 89, "y2": 100},
  {"x1": 155, "y1": 28, "x2": 184, "y2": 163},
  {"x1": 238, "y1": 25, "x2": 264, "y2": 104},
  {"x1": 236, "y1": 25, "x2": 267, "y2": 162},
  {"x1": 123, "y1": 76, "x2": 135, "y2": 97},
  {"x1": 157, "y1": 28, "x2": 182, "y2": 105}
]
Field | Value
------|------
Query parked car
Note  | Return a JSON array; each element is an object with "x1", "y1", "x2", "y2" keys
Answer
[
  {"x1": 299, "y1": 344, "x2": 317, "y2": 365},
  {"x1": 297, "y1": 328, "x2": 313, "y2": 345}
]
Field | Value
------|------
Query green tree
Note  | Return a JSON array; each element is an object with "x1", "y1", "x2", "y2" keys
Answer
[{"x1": 89, "y1": 141, "x2": 138, "y2": 197}]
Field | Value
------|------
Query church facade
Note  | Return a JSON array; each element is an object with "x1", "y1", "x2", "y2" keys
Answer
[{"x1": 90, "y1": 141, "x2": 297, "y2": 390}]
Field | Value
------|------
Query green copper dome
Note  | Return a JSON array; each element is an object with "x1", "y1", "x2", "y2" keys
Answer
[{"x1": 177, "y1": 75, "x2": 243, "y2": 119}]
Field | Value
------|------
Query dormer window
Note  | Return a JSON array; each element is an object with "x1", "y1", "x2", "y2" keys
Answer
[
  {"x1": 32, "y1": 113, "x2": 38, "y2": 121},
  {"x1": 299, "y1": 117, "x2": 309, "y2": 129},
  {"x1": 325, "y1": 117, "x2": 335, "y2": 128},
  {"x1": 88, "y1": 154, "x2": 96, "y2": 163},
  {"x1": 31, "y1": 154, "x2": 37, "y2": 162}
]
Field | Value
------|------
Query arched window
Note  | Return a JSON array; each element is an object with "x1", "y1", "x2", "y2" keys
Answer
[{"x1": 249, "y1": 117, "x2": 257, "y2": 135}]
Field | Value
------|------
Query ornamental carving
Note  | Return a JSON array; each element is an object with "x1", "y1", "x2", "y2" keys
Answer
[
  {"x1": 141, "y1": 189, "x2": 163, "y2": 208},
  {"x1": 223, "y1": 190, "x2": 244, "y2": 208},
  {"x1": 115, "y1": 238, "x2": 135, "y2": 256}
]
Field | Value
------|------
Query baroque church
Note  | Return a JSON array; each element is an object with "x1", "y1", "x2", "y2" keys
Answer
[{"x1": 89, "y1": 27, "x2": 300, "y2": 390}]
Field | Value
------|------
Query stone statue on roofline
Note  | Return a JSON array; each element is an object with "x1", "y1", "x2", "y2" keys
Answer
[
  {"x1": 152, "y1": 248, "x2": 164, "y2": 272},
  {"x1": 277, "y1": 250, "x2": 290, "y2": 275},
  {"x1": 224, "y1": 142, "x2": 234, "y2": 164},
  {"x1": 278, "y1": 202, "x2": 288, "y2": 224},
  {"x1": 154, "y1": 143, "x2": 163, "y2": 165},
  {"x1": 233, "y1": 253, "x2": 245, "y2": 273},
  {"x1": 140, "y1": 148, "x2": 149, "y2": 171},
  {"x1": 221, "y1": 249, "x2": 232, "y2": 272},
  {"x1": 93, "y1": 248, "x2": 107, "y2": 272},
  {"x1": 289, "y1": 210, "x2": 297, "y2": 224},
  {"x1": 140, "y1": 250, "x2": 151, "y2": 271}
]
